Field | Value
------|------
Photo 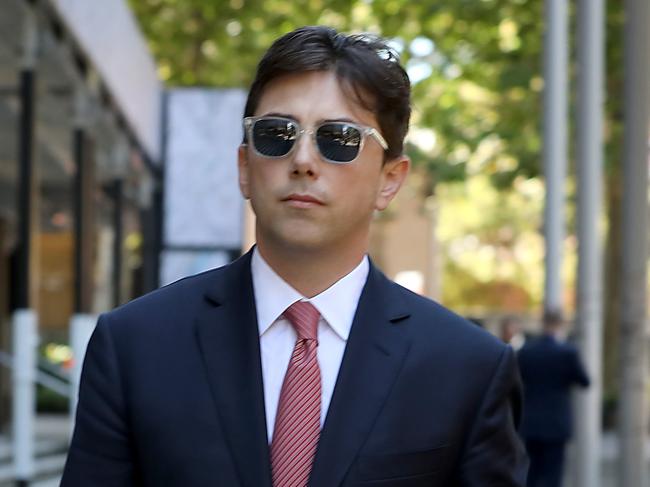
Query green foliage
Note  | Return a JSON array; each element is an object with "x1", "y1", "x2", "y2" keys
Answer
[
  {"x1": 128, "y1": 0, "x2": 546, "y2": 185},
  {"x1": 129, "y1": 0, "x2": 623, "y2": 185},
  {"x1": 36, "y1": 384, "x2": 69, "y2": 414}
]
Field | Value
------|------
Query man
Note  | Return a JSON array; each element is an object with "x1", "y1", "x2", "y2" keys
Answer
[
  {"x1": 518, "y1": 311, "x2": 590, "y2": 487},
  {"x1": 62, "y1": 26, "x2": 527, "y2": 486}
]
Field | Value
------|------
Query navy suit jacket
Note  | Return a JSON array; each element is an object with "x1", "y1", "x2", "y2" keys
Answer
[
  {"x1": 517, "y1": 334, "x2": 590, "y2": 442},
  {"x1": 61, "y1": 251, "x2": 527, "y2": 486}
]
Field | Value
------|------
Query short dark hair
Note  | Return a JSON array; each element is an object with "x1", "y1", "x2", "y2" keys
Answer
[
  {"x1": 543, "y1": 310, "x2": 564, "y2": 328},
  {"x1": 243, "y1": 26, "x2": 411, "y2": 160}
]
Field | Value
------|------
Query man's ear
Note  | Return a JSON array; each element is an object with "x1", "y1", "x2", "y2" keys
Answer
[
  {"x1": 238, "y1": 144, "x2": 251, "y2": 200},
  {"x1": 375, "y1": 155, "x2": 410, "y2": 211}
]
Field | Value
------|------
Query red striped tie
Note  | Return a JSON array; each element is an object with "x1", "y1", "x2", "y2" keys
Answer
[{"x1": 271, "y1": 301, "x2": 321, "y2": 487}]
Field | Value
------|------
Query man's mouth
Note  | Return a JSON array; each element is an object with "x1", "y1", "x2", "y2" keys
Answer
[{"x1": 282, "y1": 193, "x2": 325, "y2": 208}]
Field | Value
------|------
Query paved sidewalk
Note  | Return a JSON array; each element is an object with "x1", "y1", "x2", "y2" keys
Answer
[
  {"x1": 564, "y1": 434, "x2": 650, "y2": 486},
  {"x1": 0, "y1": 414, "x2": 70, "y2": 486}
]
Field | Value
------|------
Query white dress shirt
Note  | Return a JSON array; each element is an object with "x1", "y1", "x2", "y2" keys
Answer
[{"x1": 251, "y1": 248, "x2": 369, "y2": 443}]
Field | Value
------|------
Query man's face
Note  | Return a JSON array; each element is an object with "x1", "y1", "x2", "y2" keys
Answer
[{"x1": 238, "y1": 70, "x2": 408, "y2": 255}]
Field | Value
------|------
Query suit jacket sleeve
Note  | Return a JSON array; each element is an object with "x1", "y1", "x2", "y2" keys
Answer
[
  {"x1": 459, "y1": 345, "x2": 528, "y2": 486},
  {"x1": 61, "y1": 314, "x2": 138, "y2": 486}
]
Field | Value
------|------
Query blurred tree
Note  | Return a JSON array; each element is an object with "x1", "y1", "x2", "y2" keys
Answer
[
  {"x1": 129, "y1": 0, "x2": 544, "y2": 185},
  {"x1": 436, "y1": 174, "x2": 548, "y2": 314},
  {"x1": 601, "y1": 0, "x2": 625, "y2": 412}
]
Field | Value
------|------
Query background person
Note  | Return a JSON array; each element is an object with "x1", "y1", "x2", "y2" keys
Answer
[{"x1": 517, "y1": 310, "x2": 590, "y2": 487}]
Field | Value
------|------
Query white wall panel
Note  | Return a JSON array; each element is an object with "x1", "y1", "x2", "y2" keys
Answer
[
  {"x1": 164, "y1": 88, "x2": 246, "y2": 249},
  {"x1": 47, "y1": 0, "x2": 161, "y2": 160}
]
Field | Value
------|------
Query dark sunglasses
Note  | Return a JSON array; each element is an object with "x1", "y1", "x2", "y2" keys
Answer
[{"x1": 243, "y1": 116, "x2": 388, "y2": 164}]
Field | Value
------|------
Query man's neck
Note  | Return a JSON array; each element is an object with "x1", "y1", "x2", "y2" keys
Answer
[{"x1": 256, "y1": 242, "x2": 367, "y2": 298}]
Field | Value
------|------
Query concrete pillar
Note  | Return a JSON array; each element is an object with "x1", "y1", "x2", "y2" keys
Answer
[
  {"x1": 542, "y1": 0, "x2": 569, "y2": 315},
  {"x1": 618, "y1": 0, "x2": 650, "y2": 485},
  {"x1": 574, "y1": 0, "x2": 605, "y2": 485}
]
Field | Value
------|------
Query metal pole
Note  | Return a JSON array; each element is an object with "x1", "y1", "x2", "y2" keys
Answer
[
  {"x1": 69, "y1": 87, "x2": 102, "y2": 436},
  {"x1": 69, "y1": 314, "x2": 96, "y2": 432},
  {"x1": 72, "y1": 88, "x2": 95, "y2": 314},
  {"x1": 112, "y1": 179, "x2": 123, "y2": 307},
  {"x1": 15, "y1": 68, "x2": 34, "y2": 311},
  {"x1": 13, "y1": 9, "x2": 38, "y2": 487},
  {"x1": 153, "y1": 176, "x2": 163, "y2": 289},
  {"x1": 574, "y1": 0, "x2": 605, "y2": 485},
  {"x1": 15, "y1": 10, "x2": 38, "y2": 311},
  {"x1": 11, "y1": 310, "x2": 37, "y2": 486},
  {"x1": 618, "y1": 0, "x2": 650, "y2": 485},
  {"x1": 542, "y1": 0, "x2": 569, "y2": 315},
  {"x1": 72, "y1": 125, "x2": 85, "y2": 314},
  {"x1": 155, "y1": 91, "x2": 169, "y2": 290}
]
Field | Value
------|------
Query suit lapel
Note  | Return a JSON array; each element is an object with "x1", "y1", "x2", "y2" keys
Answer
[
  {"x1": 195, "y1": 251, "x2": 272, "y2": 487},
  {"x1": 309, "y1": 264, "x2": 411, "y2": 487}
]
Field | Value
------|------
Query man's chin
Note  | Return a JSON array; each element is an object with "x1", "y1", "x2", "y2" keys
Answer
[
  {"x1": 277, "y1": 235, "x2": 329, "y2": 251},
  {"x1": 263, "y1": 229, "x2": 331, "y2": 253}
]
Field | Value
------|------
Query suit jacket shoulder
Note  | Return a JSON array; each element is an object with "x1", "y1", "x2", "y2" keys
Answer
[
  {"x1": 388, "y1": 281, "x2": 511, "y2": 368},
  {"x1": 99, "y1": 252, "x2": 252, "y2": 345}
]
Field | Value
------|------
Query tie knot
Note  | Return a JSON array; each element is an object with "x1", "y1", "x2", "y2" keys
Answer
[{"x1": 283, "y1": 301, "x2": 320, "y2": 341}]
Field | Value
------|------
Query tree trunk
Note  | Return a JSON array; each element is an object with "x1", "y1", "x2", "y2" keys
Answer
[{"x1": 602, "y1": 171, "x2": 621, "y2": 424}]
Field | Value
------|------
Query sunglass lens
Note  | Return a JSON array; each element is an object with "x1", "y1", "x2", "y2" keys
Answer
[
  {"x1": 316, "y1": 123, "x2": 362, "y2": 163},
  {"x1": 252, "y1": 118, "x2": 297, "y2": 157}
]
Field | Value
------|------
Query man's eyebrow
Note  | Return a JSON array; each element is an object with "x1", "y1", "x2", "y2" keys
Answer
[
  {"x1": 261, "y1": 112, "x2": 297, "y2": 120},
  {"x1": 321, "y1": 117, "x2": 358, "y2": 124},
  {"x1": 259, "y1": 113, "x2": 363, "y2": 125}
]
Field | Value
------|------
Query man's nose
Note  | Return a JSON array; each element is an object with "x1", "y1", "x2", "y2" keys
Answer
[{"x1": 289, "y1": 133, "x2": 320, "y2": 177}]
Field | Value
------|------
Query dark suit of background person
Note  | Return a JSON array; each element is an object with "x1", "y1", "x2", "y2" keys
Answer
[
  {"x1": 517, "y1": 315, "x2": 590, "y2": 487},
  {"x1": 61, "y1": 26, "x2": 528, "y2": 486}
]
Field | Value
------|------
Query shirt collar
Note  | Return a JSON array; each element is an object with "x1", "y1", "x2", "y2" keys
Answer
[{"x1": 251, "y1": 247, "x2": 369, "y2": 340}]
